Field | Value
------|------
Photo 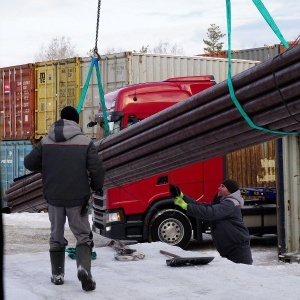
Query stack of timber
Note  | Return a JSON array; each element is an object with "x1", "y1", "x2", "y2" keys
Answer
[{"x1": 4, "y1": 45, "x2": 300, "y2": 212}]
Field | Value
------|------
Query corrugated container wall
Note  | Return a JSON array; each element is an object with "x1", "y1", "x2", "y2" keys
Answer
[
  {"x1": 231, "y1": 44, "x2": 281, "y2": 61},
  {"x1": 226, "y1": 140, "x2": 276, "y2": 188},
  {"x1": 1, "y1": 140, "x2": 33, "y2": 200},
  {"x1": 0, "y1": 64, "x2": 35, "y2": 140},
  {"x1": 196, "y1": 42, "x2": 299, "y2": 62},
  {"x1": 84, "y1": 52, "x2": 260, "y2": 92},
  {"x1": 279, "y1": 136, "x2": 300, "y2": 255},
  {"x1": 80, "y1": 53, "x2": 260, "y2": 138},
  {"x1": 35, "y1": 57, "x2": 81, "y2": 140}
]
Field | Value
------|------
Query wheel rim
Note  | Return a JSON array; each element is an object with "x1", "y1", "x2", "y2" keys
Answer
[{"x1": 157, "y1": 217, "x2": 184, "y2": 245}]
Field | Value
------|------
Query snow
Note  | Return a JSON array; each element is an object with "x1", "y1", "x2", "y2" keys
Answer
[{"x1": 3, "y1": 213, "x2": 300, "y2": 300}]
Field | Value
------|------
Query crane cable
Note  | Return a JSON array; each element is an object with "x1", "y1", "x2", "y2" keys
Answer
[
  {"x1": 93, "y1": 0, "x2": 101, "y2": 57},
  {"x1": 76, "y1": 0, "x2": 110, "y2": 136}
]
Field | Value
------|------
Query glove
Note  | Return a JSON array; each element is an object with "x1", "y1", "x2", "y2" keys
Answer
[
  {"x1": 174, "y1": 197, "x2": 188, "y2": 210},
  {"x1": 169, "y1": 184, "x2": 183, "y2": 198}
]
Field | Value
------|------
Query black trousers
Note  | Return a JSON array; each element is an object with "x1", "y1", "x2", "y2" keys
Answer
[{"x1": 225, "y1": 244, "x2": 253, "y2": 265}]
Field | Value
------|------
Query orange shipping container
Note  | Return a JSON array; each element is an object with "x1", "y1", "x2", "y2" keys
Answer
[
  {"x1": 0, "y1": 64, "x2": 35, "y2": 140},
  {"x1": 279, "y1": 40, "x2": 300, "y2": 53}
]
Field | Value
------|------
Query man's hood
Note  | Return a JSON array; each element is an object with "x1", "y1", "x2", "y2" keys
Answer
[
  {"x1": 221, "y1": 190, "x2": 245, "y2": 207},
  {"x1": 47, "y1": 119, "x2": 83, "y2": 142},
  {"x1": 230, "y1": 190, "x2": 245, "y2": 207}
]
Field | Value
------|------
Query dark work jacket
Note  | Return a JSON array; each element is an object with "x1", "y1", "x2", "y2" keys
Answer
[
  {"x1": 184, "y1": 190, "x2": 251, "y2": 259},
  {"x1": 24, "y1": 119, "x2": 105, "y2": 207}
]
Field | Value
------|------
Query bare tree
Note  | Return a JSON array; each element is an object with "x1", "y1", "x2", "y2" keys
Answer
[
  {"x1": 203, "y1": 24, "x2": 226, "y2": 54},
  {"x1": 101, "y1": 47, "x2": 124, "y2": 55},
  {"x1": 151, "y1": 40, "x2": 185, "y2": 55},
  {"x1": 35, "y1": 36, "x2": 78, "y2": 61},
  {"x1": 101, "y1": 41, "x2": 185, "y2": 56},
  {"x1": 140, "y1": 45, "x2": 150, "y2": 53}
]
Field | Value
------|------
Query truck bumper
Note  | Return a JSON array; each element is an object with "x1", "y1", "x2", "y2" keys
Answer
[
  {"x1": 92, "y1": 219, "x2": 144, "y2": 242},
  {"x1": 92, "y1": 221, "x2": 128, "y2": 240}
]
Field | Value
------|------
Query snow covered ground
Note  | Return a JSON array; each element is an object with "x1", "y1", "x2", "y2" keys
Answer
[{"x1": 3, "y1": 213, "x2": 300, "y2": 300}]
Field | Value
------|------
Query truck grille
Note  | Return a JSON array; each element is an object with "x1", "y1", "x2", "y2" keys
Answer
[
  {"x1": 93, "y1": 193, "x2": 106, "y2": 209},
  {"x1": 92, "y1": 205, "x2": 104, "y2": 225}
]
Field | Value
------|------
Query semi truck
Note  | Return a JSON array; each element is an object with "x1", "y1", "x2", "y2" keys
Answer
[{"x1": 90, "y1": 76, "x2": 277, "y2": 249}]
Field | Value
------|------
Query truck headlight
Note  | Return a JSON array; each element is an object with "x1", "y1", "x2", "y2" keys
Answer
[{"x1": 106, "y1": 212, "x2": 121, "y2": 223}]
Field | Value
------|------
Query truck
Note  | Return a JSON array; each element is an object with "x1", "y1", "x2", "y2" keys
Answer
[{"x1": 91, "y1": 76, "x2": 277, "y2": 249}]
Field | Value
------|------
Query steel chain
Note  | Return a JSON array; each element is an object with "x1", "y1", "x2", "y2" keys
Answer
[{"x1": 94, "y1": 0, "x2": 101, "y2": 57}]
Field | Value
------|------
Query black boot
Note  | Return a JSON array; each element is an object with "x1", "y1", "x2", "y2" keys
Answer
[
  {"x1": 76, "y1": 244, "x2": 96, "y2": 291},
  {"x1": 50, "y1": 249, "x2": 65, "y2": 285}
]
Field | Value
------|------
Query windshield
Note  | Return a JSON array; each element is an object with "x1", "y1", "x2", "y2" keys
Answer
[
  {"x1": 97, "y1": 120, "x2": 121, "y2": 140},
  {"x1": 95, "y1": 112, "x2": 123, "y2": 140}
]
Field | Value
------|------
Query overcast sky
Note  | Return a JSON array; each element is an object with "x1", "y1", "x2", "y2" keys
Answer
[{"x1": 0, "y1": 0, "x2": 299, "y2": 67}]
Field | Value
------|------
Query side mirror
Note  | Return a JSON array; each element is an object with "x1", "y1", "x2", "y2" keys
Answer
[{"x1": 87, "y1": 121, "x2": 98, "y2": 128}]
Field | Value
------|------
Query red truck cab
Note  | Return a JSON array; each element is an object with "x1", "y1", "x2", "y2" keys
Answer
[{"x1": 92, "y1": 76, "x2": 224, "y2": 248}]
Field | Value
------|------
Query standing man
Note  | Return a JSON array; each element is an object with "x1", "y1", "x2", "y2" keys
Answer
[
  {"x1": 170, "y1": 179, "x2": 253, "y2": 265},
  {"x1": 24, "y1": 106, "x2": 105, "y2": 291}
]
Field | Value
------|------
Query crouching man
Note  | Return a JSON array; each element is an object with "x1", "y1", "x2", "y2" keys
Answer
[{"x1": 170, "y1": 179, "x2": 253, "y2": 265}]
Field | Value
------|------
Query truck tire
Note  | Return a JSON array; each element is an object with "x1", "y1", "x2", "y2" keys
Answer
[{"x1": 149, "y1": 209, "x2": 192, "y2": 249}]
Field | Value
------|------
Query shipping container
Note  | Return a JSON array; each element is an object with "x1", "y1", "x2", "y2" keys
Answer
[
  {"x1": 96, "y1": 52, "x2": 260, "y2": 89},
  {"x1": 79, "y1": 52, "x2": 260, "y2": 138},
  {"x1": 35, "y1": 57, "x2": 81, "y2": 140},
  {"x1": 2, "y1": 54, "x2": 260, "y2": 141},
  {"x1": 279, "y1": 41, "x2": 300, "y2": 54},
  {"x1": 277, "y1": 135, "x2": 300, "y2": 260},
  {"x1": 0, "y1": 64, "x2": 35, "y2": 140},
  {"x1": 1, "y1": 140, "x2": 33, "y2": 201},
  {"x1": 231, "y1": 44, "x2": 281, "y2": 61},
  {"x1": 226, "y1": 140, "x2": 276, "y2": 188},
  {"x1": 230, "y1": 42, "x2": 300, "y2": 62},
  {"x1": 197, "y1": 52, "x2": 228, "y2": 58},
  {"x1": 180, "y1": 41, "x2": 300, "y2": 63}
]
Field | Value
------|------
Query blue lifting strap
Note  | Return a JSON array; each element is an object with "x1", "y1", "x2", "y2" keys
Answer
[{"x1": 76, "y1": 57, "x2": 110, "y2": 137}]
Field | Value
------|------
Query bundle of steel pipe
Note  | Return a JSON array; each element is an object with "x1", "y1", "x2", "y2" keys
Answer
[
  {"x1": 102, "y1": 80, "x2": 300, "y2": 171},
  {"x1": 10, "y1": 197, "x2": 47, "y2": 213},
  {"x1": 96, "y1": 47, "x2": 300, "y2": 187},
  {"x1": 104, "y1": 93, "x2": 300, "y2": 184},
  {"x1": 4, "y1": 45, "x2": 300, "y2": 211},
  {"x1": 95, "y1": 46, "x2": 300, "y2": 156}
]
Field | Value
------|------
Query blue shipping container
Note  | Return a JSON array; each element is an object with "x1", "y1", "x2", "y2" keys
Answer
[{"x1": 1, "y1": 140, "x2": 33, "y2": 201}]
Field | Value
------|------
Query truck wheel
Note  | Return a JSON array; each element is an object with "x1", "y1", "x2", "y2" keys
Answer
[{"x1": 149, "y1": 209, "x2": 192, "y2": 249}]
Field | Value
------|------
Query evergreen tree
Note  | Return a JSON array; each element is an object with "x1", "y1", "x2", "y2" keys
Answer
[{"x1": 203, "y1": 24, "x2": 226, "y2": 54}]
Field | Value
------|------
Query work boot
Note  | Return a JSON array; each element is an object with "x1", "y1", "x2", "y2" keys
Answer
[
  {"x1": 76, "y1": 244, "x2": 96, "y2": 291},
  {"x1": 49, "y1": 249, "x2": 65, "y2": 285}
]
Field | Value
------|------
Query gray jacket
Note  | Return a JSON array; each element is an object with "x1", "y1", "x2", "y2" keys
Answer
[
  {"x1": 184, "y1": 190, "x2": 251, "y2": 257},
  {"x1": 24, "y1": 119, "x2": 105, "y2": 207}
]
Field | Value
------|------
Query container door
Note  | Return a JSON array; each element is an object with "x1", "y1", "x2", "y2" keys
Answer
[
  {"x1": 0, "y1": 64, "x2": 35, "y2": 140},
  {"x1": 1, "y1": 140, "x2": 33, "y2": 200},
  {"x1": 35, "y1": 58, "x2": 80, "y2": 140}
]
